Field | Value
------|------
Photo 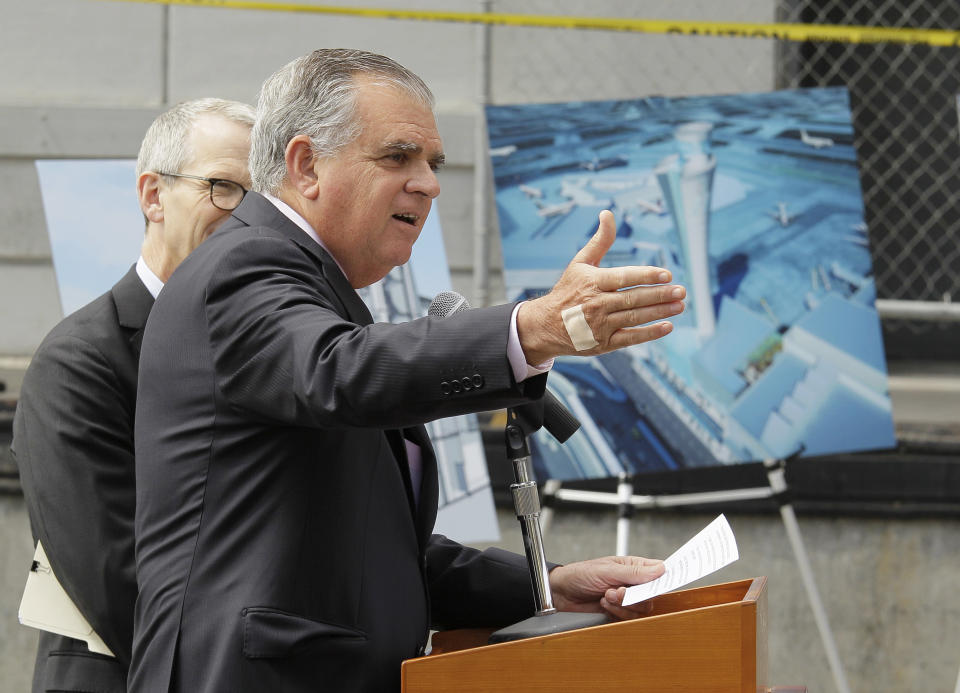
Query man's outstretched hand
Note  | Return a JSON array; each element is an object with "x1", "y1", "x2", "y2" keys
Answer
[{"x1": 516, "y1": 210, "x2": 686, "y2": 366}]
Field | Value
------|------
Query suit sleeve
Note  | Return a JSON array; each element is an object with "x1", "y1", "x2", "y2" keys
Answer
[
  {"x1": 205, "y1": 234, "x2": 546, "y2": 430},
  {"x1": 13, "y1": 335, "x2": 137, "y2": 665},
  {"x1": 425, "y1": 534, "x2": 549, "y2": 629}
]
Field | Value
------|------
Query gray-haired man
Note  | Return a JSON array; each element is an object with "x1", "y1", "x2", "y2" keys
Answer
[
  {"x1": 131, "y1": 50, "x2": 683, "y2": 693},
  {"x1": 13, "y1": 97, "x2": 254, "y2": 693}
]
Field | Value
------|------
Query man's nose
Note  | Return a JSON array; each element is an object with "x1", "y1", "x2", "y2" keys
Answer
[{"x1": 406, "y1": 161, "x2": 441, "y2": 199}]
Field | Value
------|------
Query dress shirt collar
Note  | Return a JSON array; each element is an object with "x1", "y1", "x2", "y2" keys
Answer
[
  {"x1": 136, "y1": 255, "x2": 164, "y2": 299},
  {"x1": 262, "y1": 192, "x2": 348, "y2": 279}
]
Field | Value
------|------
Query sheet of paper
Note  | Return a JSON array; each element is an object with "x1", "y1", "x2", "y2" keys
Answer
[
  {"x1": 622, "y1": 514, "x2": 739, "y2": 606},
  {"x1": 18, "y1": 541, "x2": 115, "y2": 656}
]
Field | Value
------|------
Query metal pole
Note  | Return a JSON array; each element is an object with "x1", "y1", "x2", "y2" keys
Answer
[
  {"x1": 472, "y1": 0, "x2": 493, "y2": 307},
  {"x1": 615, "y1": 474, "x2": 632, "y2": 556},
  {"x1": 765, "y1": 459, "x2": 851, "y2": 693},
  {"x1": 505, "y1": 421, "x2": 555, "y2": 615},
  {"x1": 875, "y1": 298, "x2": 960, "y2": 321},
  {"x1": 161, "y1": 5, "x2": 170, "y2": 106}
]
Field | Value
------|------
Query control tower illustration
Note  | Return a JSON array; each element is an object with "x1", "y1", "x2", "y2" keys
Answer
[{"x1": 654, "y1": 122, "x2": 718, "y2": 340}]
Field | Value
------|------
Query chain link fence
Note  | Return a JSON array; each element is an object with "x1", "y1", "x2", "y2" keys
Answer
[{"x1": 485, "y1": 0, "x2": 960, "y2": 360}]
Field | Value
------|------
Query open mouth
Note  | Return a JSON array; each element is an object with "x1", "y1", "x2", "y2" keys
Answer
[{"x1": 392, "y1": 212, "x2": 419, "y2": 226}]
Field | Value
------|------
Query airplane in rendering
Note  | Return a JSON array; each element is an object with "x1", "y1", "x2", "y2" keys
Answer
[
  {"x1": 769, "y1": 201, "x2": 797, "y2": 227},
  {"x1": 799, "y1": 129, "x2": 835, "y2": 149},
  {"x1": 535, "y1": 199, "x2": 576, "y2": 218},
  {"x1": 489, "y1": 144, "x2": 518, "y2": 157},
  {"x1": 519, "y1": 183, "x2": 544, "y2": 199},
  {"x1": 636, "y1": 196, "x2": 666, "y2": 215}
]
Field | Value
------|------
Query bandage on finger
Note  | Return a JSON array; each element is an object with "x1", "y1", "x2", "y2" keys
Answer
[{"x1": 561, "y1": 305, "x2": 599, "y2": 351}]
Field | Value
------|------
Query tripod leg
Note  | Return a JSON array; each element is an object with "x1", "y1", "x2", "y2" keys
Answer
[
  {"x1": 539, "y1": 479, "x2": 562, "y2": 534},
  {"x1": 765, "y1": 459, "x2": 851, "y2": 693}
]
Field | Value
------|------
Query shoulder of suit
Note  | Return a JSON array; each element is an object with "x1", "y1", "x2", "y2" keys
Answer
[
  {"x1": 204, "y1": 222, "x2": 328, "y2": 278},
  {"x1": 38, "y1": 289, "x2": 120, "y2": 349}
]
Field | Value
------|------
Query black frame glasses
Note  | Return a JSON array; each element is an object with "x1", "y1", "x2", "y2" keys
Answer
[{"x1": 157, "y1": 172, "x2": 248, "y2": 211}]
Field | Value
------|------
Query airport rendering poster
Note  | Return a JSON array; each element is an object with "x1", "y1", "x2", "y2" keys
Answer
[
  {"x1": 34, "y1": 161, "x2": 499, "y2": 542},
  {"x1": 487, "y1": 86, "x2": 897, "y2": 482}
]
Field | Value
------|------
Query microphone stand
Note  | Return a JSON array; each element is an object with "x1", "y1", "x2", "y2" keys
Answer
[{"x1": 488, "y1": 401, "x2": 611, "y2": 643}]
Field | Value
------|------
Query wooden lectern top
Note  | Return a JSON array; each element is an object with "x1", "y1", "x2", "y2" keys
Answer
[{"x1": 402, "y1": 576, "x2": 769, "y2": 693}]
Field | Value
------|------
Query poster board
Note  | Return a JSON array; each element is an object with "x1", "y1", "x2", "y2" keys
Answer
[{"x1": 487, "y1": 87, "x2": 896, "y2": 481}]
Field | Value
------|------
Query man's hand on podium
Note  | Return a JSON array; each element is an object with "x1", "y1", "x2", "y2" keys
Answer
[{"x1": 548, "y1": 556, "x2": 665, "y2": 620}]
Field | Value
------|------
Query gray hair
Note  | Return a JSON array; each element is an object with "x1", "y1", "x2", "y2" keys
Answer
[
  {"x1": 136, "y1": 97, "x2": 256, "y2": 178},
  {"x1": 249, "y1": 48, "x2": 435, "y2": 195}
]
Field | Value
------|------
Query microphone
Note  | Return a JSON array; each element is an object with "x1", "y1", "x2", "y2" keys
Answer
[{"x1": 428, "y1": 291, "x2": 581, "y2": 443}]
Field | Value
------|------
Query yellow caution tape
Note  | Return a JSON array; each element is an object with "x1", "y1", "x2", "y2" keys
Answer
[{"x1": 94, "y1": 0, "x2": 960, "y2": 47}]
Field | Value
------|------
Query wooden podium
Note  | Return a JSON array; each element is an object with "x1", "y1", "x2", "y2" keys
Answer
[{"x1": 402, "y1": 576, "x2": 770, "y2": 692}]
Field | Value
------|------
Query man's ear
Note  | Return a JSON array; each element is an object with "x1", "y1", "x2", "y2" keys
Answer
[
  {"x1": 137, "y1": 172, "x2": 164, "y2": 224},
  {"x1": 285, "y1": 135, "x2": 320, "y2": 200}
]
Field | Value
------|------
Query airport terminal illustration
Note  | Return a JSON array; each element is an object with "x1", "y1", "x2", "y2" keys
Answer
[{"x1": 487, "y1": 87, "x2": 896, "y2": 480}]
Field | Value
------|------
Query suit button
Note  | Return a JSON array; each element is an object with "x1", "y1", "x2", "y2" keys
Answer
[
  {"x1": 452, "y1": 380, "x2": 463, "y2": 393},
  {"x1": 472, "y1": 374, "x2": 484, "y2": 388},
  {"x1": 440, "y1": 381, "x2": 451, "y2": 395},
  {"x1": 460, "y1": 377, "x2": 473, "y2": 391}
]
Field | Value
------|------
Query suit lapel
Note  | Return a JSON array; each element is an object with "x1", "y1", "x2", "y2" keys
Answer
[
  {"x1": 233, "y1": 194, "x2": 423, "y2": 523},
  {"x1": 404, "y1": 425, "x2": 438, "y2": 547},
  {"x1": 232, "y1": 193, "x2": 374, "y2": 327},
  {"x1": 111, "y1": 264, "x2": 155, "y2": 358}
]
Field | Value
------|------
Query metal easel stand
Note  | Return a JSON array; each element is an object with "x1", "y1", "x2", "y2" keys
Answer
[
  {"x1": 764, "y1": 458, "x2": 851, "y2": 693},
  {"x1": 540, "y1": 457, "x2": 852, "y2": 693}
]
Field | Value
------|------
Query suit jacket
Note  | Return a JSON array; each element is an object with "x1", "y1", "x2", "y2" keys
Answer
[
  {"x1": 130, "y1": 192, "x2": 546, "y2": 693},
  {"x1": 13, "y1": 264, "x2": 154, "y2": 693}
]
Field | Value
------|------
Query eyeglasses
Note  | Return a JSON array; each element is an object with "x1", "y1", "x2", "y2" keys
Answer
[{"x1": 157, "y1": 172, "x2": 248, "y2": 211}]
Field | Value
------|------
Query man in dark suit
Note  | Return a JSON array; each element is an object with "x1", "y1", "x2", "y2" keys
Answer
[
  {"x1": 12, "y1": 97, "x2": 254, "y2": 693},
  {"x1": 131, "y1": 49, "x2": 687, "y2": 693}
]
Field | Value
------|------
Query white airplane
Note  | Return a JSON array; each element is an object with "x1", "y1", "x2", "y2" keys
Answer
[
  {"x1": 851, "y1": 221, "x2": 868, "y2": 233},
  {"x1": 636, "y1": 197, "x2": 665, "y2": 215},
  {"x1": 519, "y1": 183, "x2": 543, "y2": 199},
  {"x1": 768, "y1": 202, "x2": 796, "y2": 227},
  {"x1": 842, "y1": 235, "x2": 870, "y2": 247},
  {"x1": 800, "y1": 129, "x2": 834, "y2": 149},
  {"x1": 489, "y1": 144, "x2": 517, "y2": 157},
  {"x1": 535, "y1": 200, "x2": 576, "y2": 218}
]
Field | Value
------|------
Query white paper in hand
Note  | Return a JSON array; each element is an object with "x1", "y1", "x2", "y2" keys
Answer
[{"x1": 622, "y1": 514, "x2": 739, "y2": 606}]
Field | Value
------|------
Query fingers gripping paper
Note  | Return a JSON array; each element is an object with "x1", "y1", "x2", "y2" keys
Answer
[
  {"x1": 622, "y1": 514, "x2": 739, "y2": 606},
  {"x1": 561, "y1": 305, "x2": 599, "y2": 351}
]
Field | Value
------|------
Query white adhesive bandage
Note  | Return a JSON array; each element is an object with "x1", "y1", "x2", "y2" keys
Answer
[{"x1": 561, "y1": 305, "x2": 599, "y2": 351}]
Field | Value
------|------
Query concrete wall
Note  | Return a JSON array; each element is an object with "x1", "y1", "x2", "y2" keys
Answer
[{"x1": 0, "y1": 494, "x2": 38, "y2": 693}]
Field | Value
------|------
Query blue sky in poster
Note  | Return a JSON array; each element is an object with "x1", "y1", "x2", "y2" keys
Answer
[{"x1": 36, "y1": 160, "x2": 142, "y2": 315}]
